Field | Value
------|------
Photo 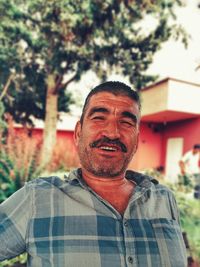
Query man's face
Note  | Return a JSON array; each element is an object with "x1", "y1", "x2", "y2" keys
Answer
[
  {"x1": 193, "y1": 148, "x2": 200, "y2": 155},
  {"x1": 74, "y1": 92, "x2": 140, "y2": 178}
]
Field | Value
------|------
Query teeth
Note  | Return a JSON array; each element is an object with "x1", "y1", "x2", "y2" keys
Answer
[{"x1": 100, "y1": 146, "x2": 117, "y2": 151}]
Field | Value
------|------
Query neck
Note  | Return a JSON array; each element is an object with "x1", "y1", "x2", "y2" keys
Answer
[
  {"x1": 81, "y1": 169, "x2": 126, "y2": 188},
  {"x1": 81, "y1": 168, "x2": 135, "y2": 215}
]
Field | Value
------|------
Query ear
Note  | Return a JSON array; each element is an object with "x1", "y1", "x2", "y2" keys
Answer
[
  {"x1": 134, "y1": 131, "x2": 140, "y2": 153},
  {"x1": 73, "y1": 121, "x2": 81, "y2": 147},
  {"x1": 136, "y1": 132, "x2": 139, "y2": 149}
]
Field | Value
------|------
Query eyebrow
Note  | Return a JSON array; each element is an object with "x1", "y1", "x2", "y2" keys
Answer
[
  {"x1": 87, "y1": 107, "x2": 109, "y2": 117},
  {"x1": 87, "y1": 107, "x2": 139, "y2": 123},
  {"x1": 121, "y1": 111, "x2": 138, "y2": 124}
]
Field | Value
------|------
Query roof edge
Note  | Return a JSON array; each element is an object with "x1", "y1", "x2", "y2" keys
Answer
[{"x1": 141, "y1": 76, "x2": 200, "y2": 91}]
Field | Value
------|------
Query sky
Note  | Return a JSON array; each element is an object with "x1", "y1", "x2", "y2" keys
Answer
[
  {"x1": 68, "y1": 0, "x2": 200, "y2": 115},
  {"x1": 147, "y1": 0, "x2": 200, "y2": 84}
]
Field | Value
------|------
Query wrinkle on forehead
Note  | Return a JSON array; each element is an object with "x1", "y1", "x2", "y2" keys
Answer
[
  {"x1": 86, "y1": 92, "x2": 140, "y2": 120},
  {"x1": 90, "y1": 92, "x2": 135, "y2": 105}
]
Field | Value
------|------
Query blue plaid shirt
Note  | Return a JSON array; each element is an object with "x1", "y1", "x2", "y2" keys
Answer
[{"x1": 0, "y1": 169, "x2": 187, "y2": 267}]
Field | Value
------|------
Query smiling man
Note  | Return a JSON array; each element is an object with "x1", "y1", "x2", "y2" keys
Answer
[{"x1": 0, "y1": 81, "x2": 187, "y2": 266}]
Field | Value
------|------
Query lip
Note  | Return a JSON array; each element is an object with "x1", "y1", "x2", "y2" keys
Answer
[
  {"x1": 99, "y1": 145, "x2": 119, "y2": 151},
  {"x1": 94, "y1": 147, "x2": 122, "y2": 158},
  {"x1": 90, "y1": 138, "x2": 127, "y2": 153},
  {"x1": 96, "y1": 143, "x2": 121, "y2": 151}
]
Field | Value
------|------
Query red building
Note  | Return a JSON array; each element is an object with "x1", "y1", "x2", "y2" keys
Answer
[{"x1": 130, "y1": 77, "x2": 200, "y2": 182}]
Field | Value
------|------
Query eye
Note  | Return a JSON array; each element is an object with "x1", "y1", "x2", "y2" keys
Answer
[
  {"x1": 120, "y1": 120, "x2": 135, "y2": 127},
  {"x1": 91, "y1": 116, "x2": 105, "y2": 121}
]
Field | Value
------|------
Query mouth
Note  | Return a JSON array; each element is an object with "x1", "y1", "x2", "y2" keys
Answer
[
  {"x1": 99, "y1": 145, "x2": 118, "y2": 152},
  {"x1": 90, "y1": 137, "x2": 127, "y2": 153}
]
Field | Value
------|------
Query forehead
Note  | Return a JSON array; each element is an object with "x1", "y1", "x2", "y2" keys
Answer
[{"x1": 86, "y1": 92, "x2": 140, "y2": 113}]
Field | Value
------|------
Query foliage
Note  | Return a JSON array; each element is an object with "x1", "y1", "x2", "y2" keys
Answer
[
  {"x1": 143, "y1": 167, "x2": 165, "y2": 182},
  {"x1": 0, "y1": 102, "x2": 7, "y2": 130},
  {"x1": 48, "y1": 140, "x2": 79, "y2": 173},
  {"x1": 175, "y1": 192, "x2": 200, "y2": 262},
  {"x1": 0, "y1": 253, "x2": 26, "y2": 267},
  {"x1": 0, "y1": 0, "x2": 188, "y2": 163},
  {"x1": 166, "y1": 179, "x2": 200, "y2": 263},
  {"x1": 0, "y1": 0, "x2": 187, "y2": 103},
  {"x1": 177, "y1": 173, "x2": 194, "y2": 192},
  {"x1": 0, "y1": 116, "x2": 43, "y2": 202}
]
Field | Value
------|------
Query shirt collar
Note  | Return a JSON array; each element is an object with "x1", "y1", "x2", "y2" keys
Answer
[{"x1": 67, "y1": 168, "x2": 158, "y2": 190}]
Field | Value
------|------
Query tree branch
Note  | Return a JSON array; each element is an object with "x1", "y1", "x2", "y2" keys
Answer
[
  {"x1": 0, "y1": 74, "x2": 14, "y2": 101},
  {"x1": 63, "y1": 73, "x2": 77, "y2": 88},
  {"x1": 54, "y1": 73, "x2": 77, "y2": 94}
]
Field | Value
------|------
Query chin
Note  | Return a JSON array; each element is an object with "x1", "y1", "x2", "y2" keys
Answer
[{"x1": 90, "y1": 164, "x2": 127, "y2": 178}]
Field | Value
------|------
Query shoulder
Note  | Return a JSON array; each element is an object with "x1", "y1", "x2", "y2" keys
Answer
[
  {"x1": 126, "y1": 169, "x2": 175, "y2": 197},
  {"x1": 181, "y1": 150, "x2": 192, "y2": 160},
  {"x1": 26, "y1": 176, "x2": 65, "y2": 190},
  {"x1": 23, "y1": 169, "x2": 83, "y2": 197},
  {"x1": 126, "y1": 170, "x2": 158, "y2": 184}
]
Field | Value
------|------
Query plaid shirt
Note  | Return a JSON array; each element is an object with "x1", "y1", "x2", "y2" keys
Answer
[{"x1": 0, "y1": 169, "x2": 187, "y2": 267}]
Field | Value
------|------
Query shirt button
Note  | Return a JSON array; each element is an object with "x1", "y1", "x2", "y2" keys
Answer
[
  {"x1": 124, "y1": 221, "x2": 128, "y2": 227},
  {"x1": 128, "y1": 256, "x2": 133, "y2": 264}
]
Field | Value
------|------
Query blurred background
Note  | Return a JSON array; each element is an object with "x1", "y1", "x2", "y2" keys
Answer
[{"x1": 0, "y1": 0, "x2": 200, "y2": 266}]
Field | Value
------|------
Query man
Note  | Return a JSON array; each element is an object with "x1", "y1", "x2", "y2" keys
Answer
[
  {"x1": 179, "y1": 144, "x2": 200, "y2": 198},
  {"x1": 0, "y1": 81, "x2": 187, "y2": 266},
  {"x1": 179, "y1": 144, "x2": 200, "y2": 177}
]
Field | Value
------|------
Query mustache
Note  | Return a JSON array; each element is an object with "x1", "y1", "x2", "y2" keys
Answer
[{"x1": 90, "y1": 137, "x2": 127, "y2": 153}]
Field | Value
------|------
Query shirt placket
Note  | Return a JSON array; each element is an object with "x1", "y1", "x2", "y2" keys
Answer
[{"x1": 87, "y1": 183, "x2": 148, "y2": 267}]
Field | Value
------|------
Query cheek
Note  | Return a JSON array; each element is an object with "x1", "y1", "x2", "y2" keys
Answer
[
  {"x1": 87, "y1": 126, "x2": 102, "y2": 139},
  {"x1": 78, "y1": 132, "x2": 92, "y2": 149},
  {"x1": 82, "y1": 125, "x2": 101, "y2": 141},
  {"x1": 125, "y1": 131, "x2": 139, "y2": 148}
]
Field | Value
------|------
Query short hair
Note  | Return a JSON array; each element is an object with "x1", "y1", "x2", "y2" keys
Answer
[
  {"x1": 193, "y1": 144, "x2": 200, "y2": 149},
  {"x1": 80, "y1": 81, "x2": 141, "y2": 124}
]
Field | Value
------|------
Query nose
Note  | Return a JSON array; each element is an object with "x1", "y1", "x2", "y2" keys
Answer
[{"x1": 101, "y1": 120, "x2": 121, "y2": 140}]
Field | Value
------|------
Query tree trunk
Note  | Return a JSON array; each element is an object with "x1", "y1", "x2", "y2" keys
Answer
[{"x1": 41, "y1": 74, "x2": 58, "y2": 166}]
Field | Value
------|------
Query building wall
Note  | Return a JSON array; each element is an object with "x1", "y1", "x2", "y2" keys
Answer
[
  {"x1": 56, "y1": 129, "x2": 78, "y2": 158},
  {"x1": 161, "y1": 117, "x2": 200, "y2": 167},
  {"x1": 14, "y1": 127, "x2": 78, "y2": 165},
  {"x1": 168, "y1": 79, "x2": 200, "y2": 114},
  {"x1": 15, "y1": 127, "x2": 76, "y2": 148},
  {"x1": 141, "y1": 81, "x2": 169, "y2": 116},
  {"x1": 129, "y1": 117, "x2": 200, "y2": 173}
]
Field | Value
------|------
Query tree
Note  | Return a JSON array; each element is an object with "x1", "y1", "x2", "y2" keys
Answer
[{"x1": 0, "y1": 0, "x2": 187, "y2": 165}]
